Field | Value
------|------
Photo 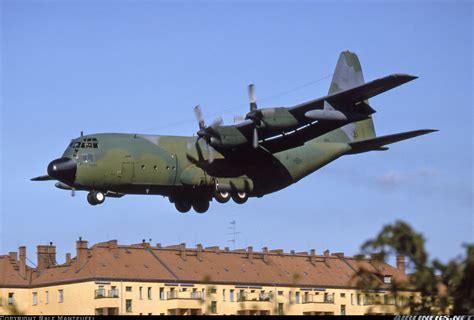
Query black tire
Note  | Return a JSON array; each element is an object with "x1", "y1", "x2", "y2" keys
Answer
[
  {"x1": 214, "y1": 191, "x2": 231, "y2": 204},
  {"x1": 87, "y1": 191, "x2": 105, "y2": 206},
  {"x1": 232, "y1": 192, "x2": 248, "y2": 204},
  {"x1": 175, "y1": 200, "x2": 192, "y2": 213},
  {"x1": 93, "y1": 191, "x2": 105, "y2": 204},
  {"x1": 192, "y1": 200, "x2": 210, "y2": 214},
  {"x1": 87, "y1": 192, "x2": 97, "y2": 206}
]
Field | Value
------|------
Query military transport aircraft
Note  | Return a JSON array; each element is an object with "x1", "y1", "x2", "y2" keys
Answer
[{"x1": 32, "y1": 51, "x2": 436, "y2": 213}]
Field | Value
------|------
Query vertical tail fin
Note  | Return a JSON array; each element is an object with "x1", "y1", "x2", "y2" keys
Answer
[{"x1": 329, "y1": 51, "x2": 376, "y2": 142}]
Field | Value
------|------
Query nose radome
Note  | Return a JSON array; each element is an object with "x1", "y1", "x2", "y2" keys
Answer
[{"x1": 47, "y1": 157, "x2": 77, "y2": 184}]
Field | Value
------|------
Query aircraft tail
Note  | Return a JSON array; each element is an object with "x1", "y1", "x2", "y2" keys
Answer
[{"x1": 328, "y1": 50, "x2": 376, "y2": 142}]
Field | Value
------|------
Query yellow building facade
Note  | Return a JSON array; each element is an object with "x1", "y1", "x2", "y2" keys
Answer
[{"x1": 0, "y1": 240, "x2": 416, "y2": 315}]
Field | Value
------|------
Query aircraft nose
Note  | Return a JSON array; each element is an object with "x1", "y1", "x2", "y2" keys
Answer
[{"x1": 47, "y1": 157, "x2": 77, "y2": 184}]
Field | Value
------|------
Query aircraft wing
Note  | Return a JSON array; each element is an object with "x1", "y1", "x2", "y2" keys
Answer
[{"x1": 288, "y1": 73, "x2": 417, "y2": 119}]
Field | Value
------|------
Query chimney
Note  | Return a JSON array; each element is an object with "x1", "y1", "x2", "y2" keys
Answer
[
  {"x1": 76, "y1": 238, "x2": 89, "y2": 270},
  {"x1": 180, "y1": 243, "x2": 186, "y2": 261},
  {"x1": 247, "y1": 246, "x2": 253, "y2": 262},
  {"x1": 37, "y1": 245, "x2": 49, "y2": 272},
  {"x1": 8, "y1": 252, "x2": 17, "y2": 261},
  {"x1": 47, "y1": 243, "x2": 57, "y2": 266},
  {"x1": 156, "y1": 243, "x2": 162, "y2": 249},
  {"x1": 310, "y1": 249, "x2": 316, "y2": 265},
  {"x1": 65, "y1": 253, "x2": 71, "y2": 264},
  {"x1": 196, "y1": 244, "x2": 203, "y2": 261},
  {"x1": 262, "y1": 247, "x2": 269, "y2": 263},
  {"x1": 323, "y1": 249, "x2": 330, "y2": 265},
  {"x1": 396, "y1": 255, "x2": 406, "y2": 274},
  {"x1": 19, "y1": 246, "x2": 26, "y2": 278}
]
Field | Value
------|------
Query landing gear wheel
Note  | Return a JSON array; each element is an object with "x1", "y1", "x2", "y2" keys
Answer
[
  {"x1": 192, "y1": 200, "x2": 210, "y2": 214},
  {"x1": 175, "y1": 200, "x2": 192, "y2": 213},
  {"x1": 232, "y1": 192, "x2": 248, "y2": 204},
  {"x1": 214, "y1": 191, "x2": 231, "y2": 203},
  {"x1": 87, "y1": 191, "x2": 105, "y2": 206}
]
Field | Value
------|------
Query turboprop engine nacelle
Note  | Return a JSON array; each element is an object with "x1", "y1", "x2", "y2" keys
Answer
[{"x1": 247, "y1": 107, "x2": 299, "y2": 131}]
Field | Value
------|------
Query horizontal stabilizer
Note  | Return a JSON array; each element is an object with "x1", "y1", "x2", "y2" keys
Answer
[
  {"x1": 347, "y1": 129, "x2": 438, "y2": 154},
  {"x1": 31, "y1": 175, "x2": 54, "y2": 181}
]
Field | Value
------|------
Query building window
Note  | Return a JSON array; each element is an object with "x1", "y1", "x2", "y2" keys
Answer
[
  {"x1": 340, "y1": 293, "x2": 346, "y2": 298},
  {"x1": 295, "y1": 292, "x2": 301, "y2": 304},
  {"x1": 202, "y1": 289, "x2": 206, "y2": 301},
  {"x1": 126, "y1": 299, "x2": 132, "y2": 312},
  {"x1": 210, "y1": 288, "x2": 217, "y2": 294},
  {"x1": 384, "y1": 276, "x2": 392, "y2": 284},
  {"x1": 357, "y1": 294, "x2": 361, "y2": 305},
  {"x1": 45, "y1": 291, "x2": 49, "y2": 304},
  {"x1": 211, "y1": 301, "x2": 217, "y2": 314},
  {"x1": 126, "y1": 286, "x2": 132, "y2": 292},
  {"x1": 278, "y1": 290, "x2": 284, "y2": 296},
  {"x1": 229, "y1": 289, "x2": 235, "y2": 302},
  {"x1": 110, "y1": 286, "x2": 119, "y2": 298},
  {"x1": 58, "y1": 289, "x2": 64, "y2": 303},
  {"x1": 277, "y1": 303, "x2": 284, "y2": 315},
  {"x1": 159, "y1": 287, "x2": 164, "y2": 300},
  {"x1": 222, "y1": 289, "x2": 226, "y2": 301},
  {"x1": 147, "y1": 287, "x2": 152, "y2": 300},
  {"x1": 288, "y1": 291, "x2": 293, "y2": 303},
  {"x1": 8, "y1": 293, "x2": 14, "y2": 305},
  {"x1": 341, "y1": 304, "x2": 346, "y2": 315},
  {"x1": 351, "y1": 293, "x2": 353, "y2": 305},
  {"x1": 32, "y1": 292, "x2": 38, "y2": 306},
  {"x1": 139, "y1": 287, "x2": 143, "y2": 300}
]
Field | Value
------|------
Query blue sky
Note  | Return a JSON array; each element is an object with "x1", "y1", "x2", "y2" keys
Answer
[{"x1": 1, "y1": 0, "x2": 472, "y2": 266}]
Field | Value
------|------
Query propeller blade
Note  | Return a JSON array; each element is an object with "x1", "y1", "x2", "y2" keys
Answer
[
  {"x1": 234, "y1": 115, "x2": 245, "y2": 124},
  {"x1": 209, "y1": 116, "x2": 223, "y2": 130},
  {"x1": 248, "y1": 84, "x2": 257, "y2": 111},
  {"x1": 252, "y1": 127, "x2": 259, "y2": 148},
  {"x1": 194, "y1": 105, "x2": 205, "y2": 130}
]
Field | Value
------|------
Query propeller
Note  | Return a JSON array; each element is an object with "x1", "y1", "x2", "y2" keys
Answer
[
  {"x1": 193, "y1": 105, "x2": 223, "y2": 163},
  {"x1": 246, "y1": 84, "x2": 260, "y2": 148}
]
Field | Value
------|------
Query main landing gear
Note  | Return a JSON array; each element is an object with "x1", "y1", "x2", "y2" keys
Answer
[
  {"x1": 175, "y1": 199, "x2": 210, "y2": 214},
  {"x1": 214, "y1": 191, "x2": 248, "y2": 204},
  {"x1": 87, "y1": 190, "x2": 105, "y2": 206}
]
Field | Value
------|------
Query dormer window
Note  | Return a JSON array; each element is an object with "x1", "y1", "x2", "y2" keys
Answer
[{"x1": 383, "y1": 276, "x2": 392, "y2": 284}]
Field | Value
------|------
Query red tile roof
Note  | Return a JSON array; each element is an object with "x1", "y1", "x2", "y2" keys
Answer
[{"x1": 0, "y1": 240, "x2": 410, "y2": 289}]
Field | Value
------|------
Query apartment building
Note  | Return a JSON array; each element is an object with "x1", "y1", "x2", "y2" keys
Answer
[{"x1": 0, "y1": 239, "x2": 415, "y2": 315}]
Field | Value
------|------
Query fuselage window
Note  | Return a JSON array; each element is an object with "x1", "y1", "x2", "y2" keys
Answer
[{"x1": 82, "y1": 154, "x2": 94, "y2": 163}]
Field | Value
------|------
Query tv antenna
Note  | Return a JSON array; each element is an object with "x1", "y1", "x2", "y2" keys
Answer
[{"x1": 227, "y1": 220, "x2": 241, "y2": 249}]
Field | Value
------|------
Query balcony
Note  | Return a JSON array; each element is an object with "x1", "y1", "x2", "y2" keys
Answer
[
  {"x1": 167, "y1": 291, "x2": 203, "y2": 300},
  {"x1": 302, "y1": 294, "x2": 334, "y2": 304},
  {"x1": 236, "y1": 292, "x2": 273, "y2": 302},
  {"x1": 95, "y1": 289, "x2": 119, "y2": 299}
]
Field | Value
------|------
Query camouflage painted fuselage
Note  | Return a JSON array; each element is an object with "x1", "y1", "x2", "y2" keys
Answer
[{"x1": 62, "y1": 130, "x2": 352, "y2": 202}]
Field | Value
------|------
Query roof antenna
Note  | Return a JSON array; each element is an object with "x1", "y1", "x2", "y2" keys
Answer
[
  {"x1": 227, "y1": 220, "x2": 241, "y2": 249},
  {"x1": 80, "y1": 131, "x2": 84, "y2": 137}
]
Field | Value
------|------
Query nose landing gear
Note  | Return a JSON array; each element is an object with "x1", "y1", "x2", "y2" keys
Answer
[{"x1": 87, "y1": 190, "x2": 105, "y2": 206}]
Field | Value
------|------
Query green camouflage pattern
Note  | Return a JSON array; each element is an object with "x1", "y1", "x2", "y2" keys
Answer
[{"x1": 33, "y1": 51, "x2": 436, "y2": 212}]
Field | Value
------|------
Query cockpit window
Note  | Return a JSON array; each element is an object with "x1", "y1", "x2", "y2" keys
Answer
[{"x1": 71, "y1": 138, "x2": 99, "y2": 149}]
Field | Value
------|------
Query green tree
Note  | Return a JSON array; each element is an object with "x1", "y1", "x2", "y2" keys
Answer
[{"x1": 357, "y1": 220, "x2": 473, "y2": 315}]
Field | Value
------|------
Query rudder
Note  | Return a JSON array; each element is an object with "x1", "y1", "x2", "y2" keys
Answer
[{"x1": 328, "y1": 51, "x2": 376, "y2": 142}]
